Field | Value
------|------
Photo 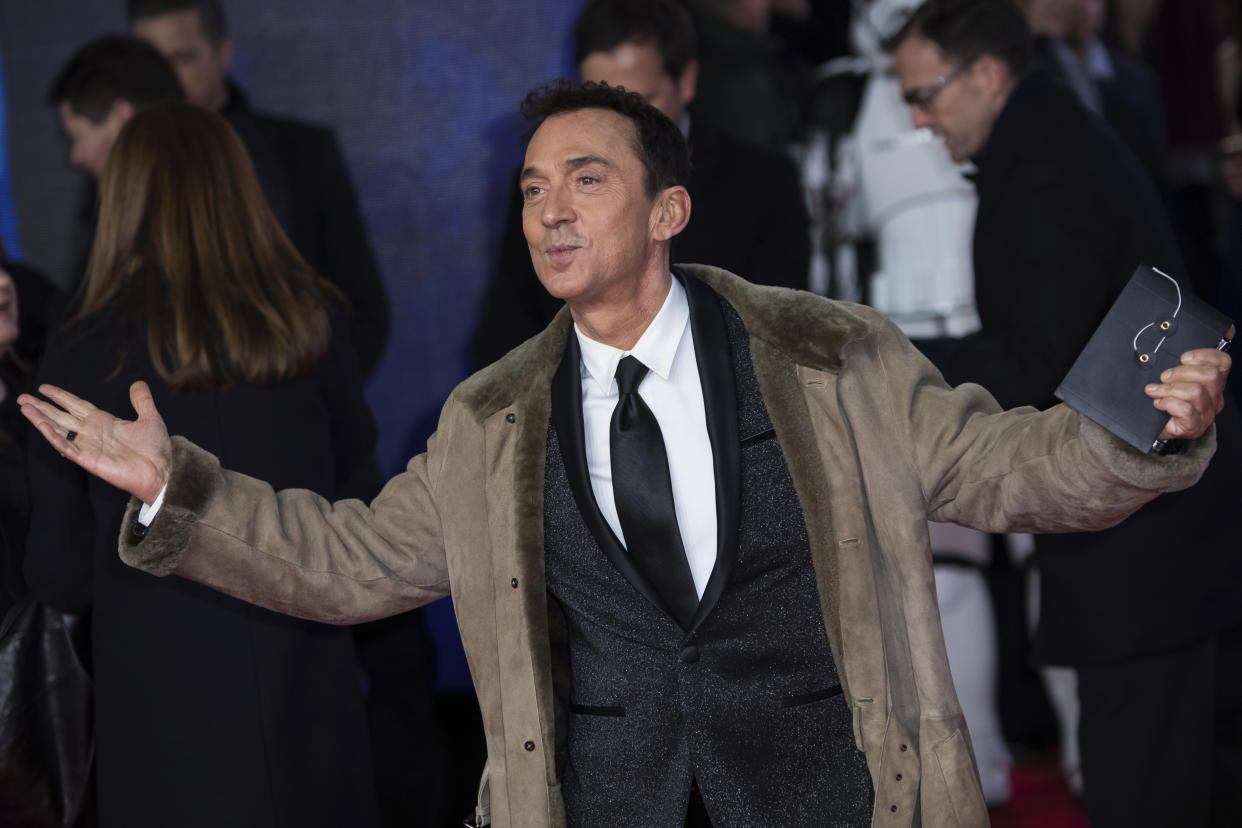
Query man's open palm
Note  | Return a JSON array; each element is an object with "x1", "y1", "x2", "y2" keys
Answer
[{"x1": 20, "y1": 381, "x2": 171, "y2": 505}]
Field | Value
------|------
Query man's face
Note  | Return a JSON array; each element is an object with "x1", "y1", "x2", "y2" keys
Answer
[
  {"x1": 892, "y1": 34, "x2": 1003, "y2": 162},
  {"x1": 1074, "y1": 0, "x2": 1105, "y2": 44},
  {"x1": 579, "y1": 41, "x2": 696, "y2": 125},
  {"x1": 58, "y1": 101, "x2": 128, "y2": 180},
  {"x1": 132, "y1": 9, "x2": 231, "y2": 111},
  {"x1": 0, "y1": 268, "x2": 18, "y2": 353},
  {"x1": 520, "y1": 108, "x2": 661, "y2": 309}
]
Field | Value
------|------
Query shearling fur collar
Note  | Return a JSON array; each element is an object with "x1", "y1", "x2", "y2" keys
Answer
[{"x1": 454, "y1": 265, "x2": 874, "y2": 423}]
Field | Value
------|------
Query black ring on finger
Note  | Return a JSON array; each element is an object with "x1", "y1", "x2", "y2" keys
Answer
[{"x1": 66, "y1": 430, "x2": 78, "y2": 443}]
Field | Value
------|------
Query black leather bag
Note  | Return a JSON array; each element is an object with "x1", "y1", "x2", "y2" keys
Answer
[{"x1": 0, "y1": 596, "x2": 94, "y2": 827}]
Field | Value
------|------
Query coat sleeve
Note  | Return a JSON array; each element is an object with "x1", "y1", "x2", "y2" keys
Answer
[
  {"x1": 115, "y1": 397, "x2": 464, "y2": 626},
  {"x1": 869, "y1": 314, "x2": 1214, "y2": 534}
]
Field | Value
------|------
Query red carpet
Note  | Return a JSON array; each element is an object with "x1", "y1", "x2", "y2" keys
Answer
[{"x1": 989, "y1": 752, "x2": 1089, "y2": 828}]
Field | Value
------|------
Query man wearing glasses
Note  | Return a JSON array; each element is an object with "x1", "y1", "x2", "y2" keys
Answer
[{"x1": 890, "y1": 2, "x2": 1242, "y2": 826}]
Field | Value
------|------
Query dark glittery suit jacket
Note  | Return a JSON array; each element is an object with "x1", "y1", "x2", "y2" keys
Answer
[{"x1": 543, "y1": 272, "x2": 874, "y2": 825}]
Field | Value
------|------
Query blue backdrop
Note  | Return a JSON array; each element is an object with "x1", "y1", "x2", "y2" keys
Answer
[{"x1": 0, "y1": 47, "x2": 22, "y2": 258}]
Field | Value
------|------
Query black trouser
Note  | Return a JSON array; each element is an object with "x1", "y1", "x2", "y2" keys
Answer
[{"x1": 1078, "y1": 627, "x2": 1242, "y2": 828}]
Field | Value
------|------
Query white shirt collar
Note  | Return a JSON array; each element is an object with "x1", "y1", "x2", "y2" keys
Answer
[{"x1": 575, "y1": 274, "x2": 689, "y2": 395}]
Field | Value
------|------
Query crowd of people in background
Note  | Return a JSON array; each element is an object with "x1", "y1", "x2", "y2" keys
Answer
[{"x1": 0, "y1": 0, "x2": 1239, "y2": 827}]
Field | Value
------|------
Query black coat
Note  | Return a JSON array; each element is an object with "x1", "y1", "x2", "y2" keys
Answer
[
  {"x1": 917, "y1": 70, "x2": 1242, "y2": 666},
  {"x1": 0, "y1": 353, "x2": 33, "y2": 619},
  {"x1": 221, "y1": 85, "x2": 389, "y2": 378},
  {"x1": 1032, "y1": 34, "x2": 1169, "y2": 199},
  {"x1": 23, "y1": 305, "x2": 382, "y2": 828},
  {"x1": 471, "y1": 123, "x2": 811, "y2": 367}
]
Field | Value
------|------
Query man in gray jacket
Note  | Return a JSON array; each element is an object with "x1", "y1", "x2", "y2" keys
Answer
[{"x1": 22, "y1": 81, "x2": 1232, "y2": 827}]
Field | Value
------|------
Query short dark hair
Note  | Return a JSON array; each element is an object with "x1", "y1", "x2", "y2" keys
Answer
[
  {"x1": 126, "y1": 0, "x2": 228, "y2": 41},
  {"x1": 46, "y1": 36, "x2": 183, "y2": 122},
  {"x1": 887, "y1": 0, "x2": 1033, "y2": 80},
  {"x1": 520, "y1": 79, "x2": 690, "y2": 197},
  {"x1": 573, "y1": 0, "x2": 697, "y2": 80}
]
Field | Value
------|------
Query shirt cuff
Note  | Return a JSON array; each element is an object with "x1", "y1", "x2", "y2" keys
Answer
[{"x1": 137, "y1": 483, "x2": 168, "y2": 526}]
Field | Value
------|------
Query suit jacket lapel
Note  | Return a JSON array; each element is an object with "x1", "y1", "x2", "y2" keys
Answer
[
  {"x1": 550, "y1": 331, "x2": 688, "y2": 626},
  {"x1": 550, "y1": 275, "x2": 743, "y2": 634},
  {"x1": 680, "y1": 270, "x2": 740, "y2": 634}
]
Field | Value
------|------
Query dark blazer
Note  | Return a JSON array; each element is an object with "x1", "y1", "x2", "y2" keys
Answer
[
  {"x1": 221, "y1": 84, "x2": 389, "y2": 378},
  {"x1": 23, "y1": 303, "x2": 382, "y2": 828},
  {"x1": 0, "y1": 352, "x2": 32, "y2": 618},
  {"x1": 1032, "y1": 34, "x2": 1169, "y2": 199},
  {"x1": 471, "y1": 123, "x2": 811, "y2": 367},
  {"x1": 917, "y1": 70, "x2": 1242, "y2": 666}
]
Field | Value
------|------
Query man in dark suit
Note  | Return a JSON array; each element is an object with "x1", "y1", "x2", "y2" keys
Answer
[
  {"x1": 1021, "y1": 0, "x2": 1171, "y2": 223},
  {"x1": 891, "y1": 2, "x2": 1242, "y2": 825},
  {"x1": 128, "y1": 0, "x2": 390, "y2": 378},
  {"x1": 472, "y1": 0, "x2": 811, "y2": 368},
  {"x1": 47, "y1": 35, "x2": 184, "y2": 296}
]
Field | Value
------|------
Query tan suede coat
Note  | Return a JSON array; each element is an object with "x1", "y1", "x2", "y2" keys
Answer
[{"x1": 120, "y1": 267, "x2": 1212, "y2": 827}]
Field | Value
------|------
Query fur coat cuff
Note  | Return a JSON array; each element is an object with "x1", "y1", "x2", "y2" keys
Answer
[
  {"x1": 1078, "y1": 415, "x2": 1214, "y2": 492},
  {"x1": 118, "y1": 436, "x2": 222, "y2": 576}
]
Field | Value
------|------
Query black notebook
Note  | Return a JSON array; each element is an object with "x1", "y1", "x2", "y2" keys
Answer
[{"x1": 1054, "y1": 264, "x2": 1233, "y2": 453}]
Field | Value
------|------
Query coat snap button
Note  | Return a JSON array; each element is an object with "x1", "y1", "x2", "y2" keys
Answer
[
  {"x1": 524, "y1": 740, "x2": 535, "y2": 751},
  {"x1": 506, "y1": 413, "x2": 516, "y2": 423},
  {"x1": 890, "y1": 805, "x2": 898, "y2": 813},
  {"x1": 511, "y1": 578, "x2": 518, "y2": 588},
  {"x1": 895, "y1": 773, "x2": 902, "y2": 781},
  {"x1": 899, "y1": 744, "x2": 908, "y2": 752},
  {"x1": 680, "y1": 645, "x2": 700, "y2": 664}
]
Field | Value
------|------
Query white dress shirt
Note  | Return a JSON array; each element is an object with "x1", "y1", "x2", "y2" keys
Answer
[{"x1": 575, "y1": 276, "x2": 718, "y2": 597}]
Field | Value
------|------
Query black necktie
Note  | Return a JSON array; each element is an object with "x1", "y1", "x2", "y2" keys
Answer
[{"x1": 610, "y1": 355, "x2": 698, "y2": 628}]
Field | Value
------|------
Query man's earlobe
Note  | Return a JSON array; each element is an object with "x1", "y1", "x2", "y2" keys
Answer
[{"x1": 652, "y1": 187, "x2": 691, "y2": 241}]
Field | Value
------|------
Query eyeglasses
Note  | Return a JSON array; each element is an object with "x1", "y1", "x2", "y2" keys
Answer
[{"x1": 902, "y1": 63, "x2": 969, "y2": 112}]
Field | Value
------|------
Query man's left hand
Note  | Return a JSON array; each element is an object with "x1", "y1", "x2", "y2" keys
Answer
[{"x1": 1146, "y1": 325, "x2": 1234, "y2": 441}]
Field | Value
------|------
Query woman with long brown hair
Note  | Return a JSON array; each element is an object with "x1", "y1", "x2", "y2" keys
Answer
[{"x1": 24, "y1": 101, "x2": 382, "y2": 828}]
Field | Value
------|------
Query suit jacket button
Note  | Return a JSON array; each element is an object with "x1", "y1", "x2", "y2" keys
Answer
[
  {"x1": 524, "y1": 740, "x2": 535, "y2": 751},
  {"x1": 680, "y1": 645, "x2": 700, "y2": 664},
  {"x1": 131, "y1": 520, "x2": 149, "y2": 539}
]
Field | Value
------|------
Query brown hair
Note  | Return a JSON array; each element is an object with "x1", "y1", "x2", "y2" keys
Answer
[{"x1": 76, "y1": 100, "x2": 336, "y2": 390}]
